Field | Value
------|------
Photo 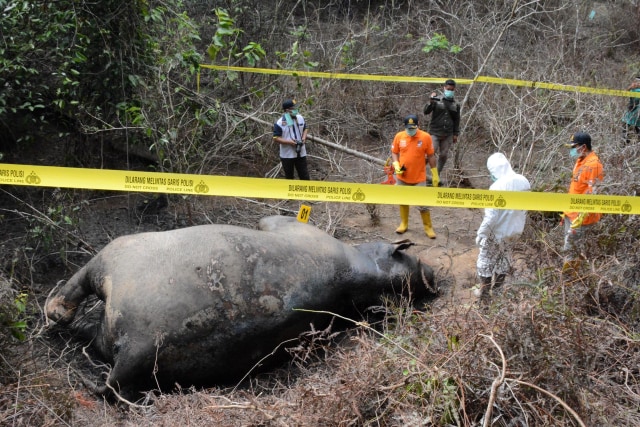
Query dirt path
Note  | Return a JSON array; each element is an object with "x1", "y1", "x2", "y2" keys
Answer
[{"x1": 341, "y1": 201, "x2": 483, "y2": 307}]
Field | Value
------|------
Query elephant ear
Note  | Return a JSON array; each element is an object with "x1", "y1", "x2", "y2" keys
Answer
[
  {"x1": 353, "y1": 239, "x2": 414, "y2": 259},
  {"x1": 390, "y1": 239, "x2": 415, "y2": 252}
]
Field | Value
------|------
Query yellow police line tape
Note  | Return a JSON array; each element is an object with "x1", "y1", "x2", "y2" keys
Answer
[
  {"x1": 1, "y1": 163, "x2": 636, "y2": 214},
  {"x1": 198, "y1": 65, "x2": 640, "y2": 98}
]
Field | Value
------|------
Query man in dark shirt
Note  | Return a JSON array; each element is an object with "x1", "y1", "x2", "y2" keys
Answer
[{"x1": 424, "y1": 79, "x2": 461, "y2": 185}]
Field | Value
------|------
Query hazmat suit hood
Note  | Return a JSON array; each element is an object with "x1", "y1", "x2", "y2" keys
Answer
[
  {"x1": 487, "y1": 153, "x2": 513, "y2": 181},
  {"x1": 486, "y1": 153, "x2": 530, "y2": 192}
]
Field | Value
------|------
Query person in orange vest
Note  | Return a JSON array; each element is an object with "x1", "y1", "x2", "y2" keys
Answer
[
  {"x1": 562, "y1": 131, "x2": 605, "y2": 272},
  {"x1": 390, "y1": 114, "x2": 439, "y2": 239}
]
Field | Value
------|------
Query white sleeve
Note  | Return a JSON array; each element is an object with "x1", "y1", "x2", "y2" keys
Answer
[{"x1": 477, "y1": 208, "x2": 497, "y2": 239}]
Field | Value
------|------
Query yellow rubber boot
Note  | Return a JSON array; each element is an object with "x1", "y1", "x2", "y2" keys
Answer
[
  {"x1": 420, "y1": 211, "x2": 437, "y2": 239},
  {"x1": 395, "y1": 205, "x2": 409, "y2": 234}
]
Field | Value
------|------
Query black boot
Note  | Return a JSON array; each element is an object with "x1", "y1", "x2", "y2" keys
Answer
[
  {"x1": 623, "y1": 125, "x2": 631, "y2": 144},
  {"x1": 474, "y1": 276, "x2": 493, "y2": 305}
]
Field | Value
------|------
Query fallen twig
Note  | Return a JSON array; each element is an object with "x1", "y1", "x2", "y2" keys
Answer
[{"x1": 480, "y1": 333, "x2": 506, "y2": 427}]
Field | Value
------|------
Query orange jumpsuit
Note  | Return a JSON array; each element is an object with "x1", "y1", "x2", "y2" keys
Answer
[
  {"x1": 563, "y1": 151, "x2": 604, "y2": 225},
  {"x1": 390, "y1": 129, "x2": 435, "y2": 184}
]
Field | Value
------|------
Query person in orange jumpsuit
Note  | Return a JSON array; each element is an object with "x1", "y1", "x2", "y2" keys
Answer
[
  {"x1": 390, "y1": 114, "x2": 439, "y2": 238},
  {"x1": 562, "y1": 131, "x2": 605, "y2": 271}
]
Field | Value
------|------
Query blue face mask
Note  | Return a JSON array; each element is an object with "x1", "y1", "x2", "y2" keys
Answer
[
  {"x1": 444, "y1": 89, "x2": 455, "y2": 99},
  {"x1": 290, "y1": 109, "x2": 299, "y2": 116},
  {"x1": 490, "y1": 174, "x2": 498, "y2": 182},
  {"x1": 406, "y1": 128, "x2": 417, "y2": 136},
  {"x1": 569, "y1": 147, "x2": 580, "y2": 159}
]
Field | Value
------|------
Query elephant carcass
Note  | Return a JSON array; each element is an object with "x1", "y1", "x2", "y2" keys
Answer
[{"x1": 46, "y1": 215, "x2": 436, "y2": 393}]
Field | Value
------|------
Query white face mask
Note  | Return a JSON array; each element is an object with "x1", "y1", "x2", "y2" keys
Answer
[{"x1": 406, "y1": 128, "x2": 417, "y2": 136}]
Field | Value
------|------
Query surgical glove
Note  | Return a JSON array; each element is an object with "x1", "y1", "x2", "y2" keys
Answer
[
  {"x1": 392, "y1": 161, "x2": 403, "y2": 175},
  {"x1": 431, "y1": 167, "x2": 439, "y2": 187},
  {"x1": 570, "y1": 212, "x2": 586, "y2": 229}
]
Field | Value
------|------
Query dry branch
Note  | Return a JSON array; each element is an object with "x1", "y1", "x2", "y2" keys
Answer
[{"x1": 245, "y1": 114, "x2": 386, "y2": 166}]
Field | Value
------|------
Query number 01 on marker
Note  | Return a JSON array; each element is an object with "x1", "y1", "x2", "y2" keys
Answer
[{"x1": 297, "y1": 205, "x2": 311, "y2": 223}]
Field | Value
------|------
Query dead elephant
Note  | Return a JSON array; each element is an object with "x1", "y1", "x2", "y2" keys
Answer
[{"x1": 46, "y1": 215, "x2": 437, "y2": 394}]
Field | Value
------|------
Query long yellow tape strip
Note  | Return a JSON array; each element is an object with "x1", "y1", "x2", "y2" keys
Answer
[
  {"x1": 198, "y1": 65, "x2": 640, "y2": 98},
  {"x1": 1, "y1": 164, "x2": 636, "y2": 214}
]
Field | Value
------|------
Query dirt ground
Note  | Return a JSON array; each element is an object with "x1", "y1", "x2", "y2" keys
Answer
[{"x1": 341, "y1": 201, "x2": 481, "y2": 306}]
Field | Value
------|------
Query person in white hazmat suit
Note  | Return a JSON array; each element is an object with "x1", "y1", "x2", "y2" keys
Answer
[{"x1": 473, "y1": 153, "x2": 531, "y2": 302}]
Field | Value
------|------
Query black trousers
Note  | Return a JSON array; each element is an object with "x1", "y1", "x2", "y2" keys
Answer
[
  {"x1": 280, "y1": 156, "x2": 310, "y2": 180},
  {"x1": 623, "y1": 124, "x2": 640, "y2": 143}
]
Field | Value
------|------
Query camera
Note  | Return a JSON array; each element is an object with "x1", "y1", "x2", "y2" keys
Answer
[
  {"x1": 430, "y1": 95, "x2": 441, "y2": 101},
  {"x1": 295, "y1": 140, "x2": 303, "y2": 154}
]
